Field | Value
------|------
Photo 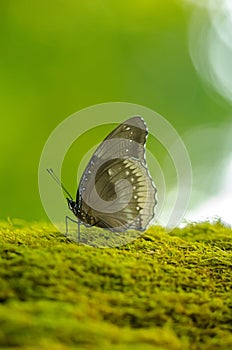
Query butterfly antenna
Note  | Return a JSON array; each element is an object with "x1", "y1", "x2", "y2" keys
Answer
[{"x1": 47, "y1": 168, "x2": 73, "y2": 200}]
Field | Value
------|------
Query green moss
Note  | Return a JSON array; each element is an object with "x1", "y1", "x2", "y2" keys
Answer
[{"x1": 0, "y1": 219, "x2": 232, "y2": 349}]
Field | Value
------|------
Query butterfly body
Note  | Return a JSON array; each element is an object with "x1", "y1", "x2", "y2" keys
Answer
[
  {"x1": 67, "y1": 196, "x2": 96, "y2": 226},
  {"x1": 67, "y1": 116, "x2": 157, "y2": 233}
]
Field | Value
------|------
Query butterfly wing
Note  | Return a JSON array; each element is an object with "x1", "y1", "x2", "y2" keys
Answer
[
  {"x1": 99, "y1": 116, "x2": 148, "y2": 161},
  {"x1": 76, "y1": 116, "x2": 157, "y2": 231},
  {"x1": 93, "y1": 158, "x2": 156, "y2": 231},
  {"x1": 82, "y1": 116, "x2": 148, "y2": 166}
]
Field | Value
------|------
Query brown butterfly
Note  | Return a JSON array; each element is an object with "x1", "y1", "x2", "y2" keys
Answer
[{"x1": 47, "y1": 116, "x2": 157, "y2": 242}]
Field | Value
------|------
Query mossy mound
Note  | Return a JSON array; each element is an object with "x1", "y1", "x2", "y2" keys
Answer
[{"x1": 0, "y1": 220, "x2": 232, "y2": 349}]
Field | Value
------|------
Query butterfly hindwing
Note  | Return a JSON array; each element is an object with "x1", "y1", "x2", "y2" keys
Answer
[{"x1": 94, "y1": 158, "x2": 157, "y2": 231}]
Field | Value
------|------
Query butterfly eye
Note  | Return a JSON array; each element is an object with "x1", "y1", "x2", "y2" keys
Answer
[{"x1": 67, "y1": 199, "x2": 75, "y2": 211}]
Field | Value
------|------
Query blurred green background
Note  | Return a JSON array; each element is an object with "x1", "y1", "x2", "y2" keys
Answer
[{"x1": 0, "y1": 0, "x2": 231, "y2": 222}]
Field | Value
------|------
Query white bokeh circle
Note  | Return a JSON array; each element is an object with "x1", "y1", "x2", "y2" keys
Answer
[{"x1": 38, "y1": 102, "x2": 192, "y2": 247}]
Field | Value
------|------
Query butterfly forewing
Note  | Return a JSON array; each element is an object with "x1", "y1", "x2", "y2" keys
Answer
[
  {"x1": 81, "y1": 116, "x2": 148, "y2": 166},
  {"x1": 77, "y1": 116, "x2": 147, "y2": 200},
  {"x1": 100, "y1": 116, "x2": 148, "y2": 161}
]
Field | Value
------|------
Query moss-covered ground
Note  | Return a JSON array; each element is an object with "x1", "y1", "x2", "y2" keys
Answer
[{"x1": 0, "y1": 220, "x2": 232, "y2": 349}]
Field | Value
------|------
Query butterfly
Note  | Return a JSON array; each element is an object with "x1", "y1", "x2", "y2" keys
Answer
[{"x1": 47, "y1": 116, "x2": 157, "y2": 242}]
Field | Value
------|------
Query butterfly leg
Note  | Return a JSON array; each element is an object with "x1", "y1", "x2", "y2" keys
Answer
[
  {"x1": 65, "y1": 216, "x2": 81, "y2": 243},
  {"x1": 78, "y1": 220, "x2": 81, "y2": 243}
]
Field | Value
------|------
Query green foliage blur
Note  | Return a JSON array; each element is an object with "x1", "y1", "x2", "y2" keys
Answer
[{"x1": 0, "y1": 0, "x2": 230, "y2": 220}]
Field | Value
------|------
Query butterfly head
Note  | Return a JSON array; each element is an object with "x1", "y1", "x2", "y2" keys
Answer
[{"x1": 67, "y1": 198, "x2": 78, "y2": 215}]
